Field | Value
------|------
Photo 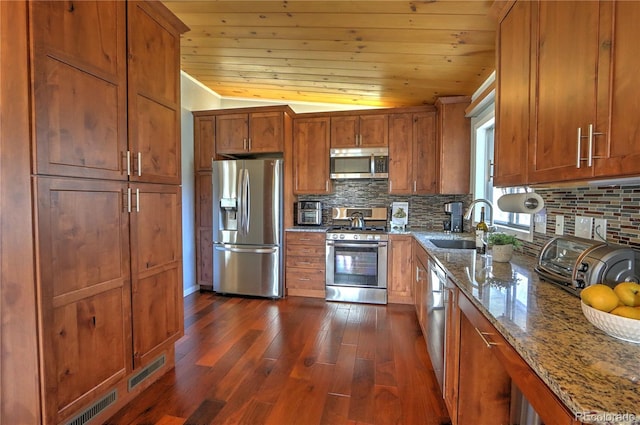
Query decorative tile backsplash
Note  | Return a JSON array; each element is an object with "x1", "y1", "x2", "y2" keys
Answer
[
  {"x1": 519, "y1": 184, "x2": 640, "y2": 257},
  {"x1": 299, "y1": 179, "x2": 472, "y2": 231},
  {"x1": 301, "y1": 180, "x2": 640, "y2": 259}
]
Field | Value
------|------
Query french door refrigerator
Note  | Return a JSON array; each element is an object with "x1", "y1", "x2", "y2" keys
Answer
[{"x1": 212, "y1": 158, "x2": 283, "y2": 298}]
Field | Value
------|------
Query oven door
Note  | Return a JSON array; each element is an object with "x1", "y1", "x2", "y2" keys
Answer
[{"x1": 326, "y1": 240, "x2": 387, "y2": 288}]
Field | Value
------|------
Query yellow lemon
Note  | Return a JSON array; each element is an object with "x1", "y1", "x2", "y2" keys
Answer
[{"x1": 580, "y1": 284, "x2": 619, "y2": 312}]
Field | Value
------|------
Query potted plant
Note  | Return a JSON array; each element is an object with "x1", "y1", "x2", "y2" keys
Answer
[{"x1": 487, "y1": 232, "x2": 522, "y2": 262}]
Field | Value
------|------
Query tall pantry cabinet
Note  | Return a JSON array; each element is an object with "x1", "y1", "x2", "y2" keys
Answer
[{"x1": 29, "y1": 1, "x2": 188, "y2": 424}]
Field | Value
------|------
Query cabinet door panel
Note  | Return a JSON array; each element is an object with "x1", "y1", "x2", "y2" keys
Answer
[
  {"x1": 359, "y1": 114, "x2": 388, "y2": 147},
  {"x1": 413, "y1": 112, "x2": 437, "y2": 194},
  {"x1": 597, "y1": 2, "x2": 640, "y2": 177},
  {"x1": 529, "y1": 1, "x2": 599, "y2": 182},
  {"x1": 197, "y1": 173, "x2": 213, "y2": 228},
  {"x1": 494, "y1": 0, "x2": 531, "y2": 187},
  {"x1": 128, "y1": 1, "x2": 182, "y2": 184},
  {"x1": 330, "y1": 115, "x2": 359, "y2": 148},
  {"x1": 294, "y1": 117, "x2": 331, "y2": 194},
  {"x1": 250, "y1": 112, "x2": 284, "y2": 153},
  {"x1": 195, "y1": 116, "x2": 215, "y2": 171},
  {"x1": 130, "y1": 183, "x2": 183, "y2": 366},
  {"x1": 388, "y1": 113, "x2": 413, "y2": 194},
  {"x1": 30, "y1": 1, "x2": 124, "y2": 81},
  {"x1": 198, "y1": 228, "x2": 214, "y2": 286},
  {"x1": 35, "y1": 177, "x2": 131, "y2": 424},
  {"x1": 37, "y1": 59, "x2": 125, "y2": 176},
  {"x1": 134, "y1": 96, "x2": 179, "y2": 182},
  {"x1": 53, "y1": 288, "x2": 129, "y2": 414},
  {"x1": 132, "y1": 267, "x2": 182, "y2": 364},
  {"x1": 387, "y1": 235, "x2": 413, "y2": 304},
  {"x1": 216, "y1": 113, "x2": 249, "y2": 154}
]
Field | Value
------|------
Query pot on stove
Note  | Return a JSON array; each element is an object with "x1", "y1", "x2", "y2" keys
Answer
[{"x1": 350, "y1": 212, "x2": 365, "y2": 229}]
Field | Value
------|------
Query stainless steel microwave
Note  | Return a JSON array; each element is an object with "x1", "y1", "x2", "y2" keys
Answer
[{"x1": 329, "y1": 147, "x2": 389, "y2": 179}]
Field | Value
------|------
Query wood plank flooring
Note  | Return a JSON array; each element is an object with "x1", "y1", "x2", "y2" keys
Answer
[{"x1": 106, "y1": 293, "x2": 451, "y2": 425}]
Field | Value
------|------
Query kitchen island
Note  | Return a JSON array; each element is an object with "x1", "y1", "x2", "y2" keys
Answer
[{"x1": 412, "y1": 231, "x2": 640, "y2": 425}]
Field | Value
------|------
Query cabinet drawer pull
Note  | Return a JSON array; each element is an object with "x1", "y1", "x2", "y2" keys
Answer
[
  {"x1": 298, "y1": 238, "x2": 311, "y2": 241},
  {"x1": 297, "y1": 277, "x2": 310, "y2": 281},
  {"x1": 475, "y1": 327, "x2": 498, "y2": 348}
]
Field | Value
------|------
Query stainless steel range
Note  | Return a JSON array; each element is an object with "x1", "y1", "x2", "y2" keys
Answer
[{"x1": 325, "y1": 207, "x2": 389, "y2": 304}]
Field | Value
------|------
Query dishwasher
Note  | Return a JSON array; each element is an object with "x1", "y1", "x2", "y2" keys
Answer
[{"x1": 426, "y1": 257, "x2": 447, "y2": 391}]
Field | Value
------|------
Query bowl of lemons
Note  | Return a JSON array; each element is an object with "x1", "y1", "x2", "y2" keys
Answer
[{"x1": 580, "y1": 283, "x2": 640, "y2": 343}]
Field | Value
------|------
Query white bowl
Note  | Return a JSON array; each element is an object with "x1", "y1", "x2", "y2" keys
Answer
[{"x1": 581, "y1": 301, "x2": 640, "y2": 344}]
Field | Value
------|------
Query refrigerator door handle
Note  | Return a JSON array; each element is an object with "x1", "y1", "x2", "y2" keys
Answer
[
  {"x1": 237, "y1": 166, "x2": 245, "y2": 235},
  {"x1": 214, "y1": 245, "x2": 278, "y2": 254},
  {"x1": 243, "y1": 169, "x2": 251, "y2": 234}
]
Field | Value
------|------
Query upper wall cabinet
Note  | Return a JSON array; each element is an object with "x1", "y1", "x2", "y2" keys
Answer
[
  {"x1": 388, "y1": 111, "x2": 437, "y2": 195},
  {"x1": 293, "y1": 116, "x2": 332, "y2": 194},
  {"x1": 495, "y1": 1, "x2": 640, "y2": 185},
  {"x1": 436, "y1": 97, "x2": 471, "y2": 194},
  {"x1": 330, "y1": 113, "x2": 389, "y2": 148},
  {"x1": 215, "y1": 108, "x2": 293, "y2": 156},
  {"x1": 494, "y1": 0, "x2": 532, "y2": 187}
]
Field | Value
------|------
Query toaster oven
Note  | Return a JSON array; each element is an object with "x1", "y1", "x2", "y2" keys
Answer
[{"x1": 535, "y1": 236, "x2": 640, "y2": 296}]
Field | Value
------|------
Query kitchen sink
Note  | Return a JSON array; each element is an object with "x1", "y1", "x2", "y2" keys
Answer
[{"x1": 429, "y1": 239, "x2": 476, "y2": 249}]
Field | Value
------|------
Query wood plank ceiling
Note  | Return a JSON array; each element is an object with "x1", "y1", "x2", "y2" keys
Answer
[{"x1": 161, "y1": 1, "x2": 497, "y2": 107}]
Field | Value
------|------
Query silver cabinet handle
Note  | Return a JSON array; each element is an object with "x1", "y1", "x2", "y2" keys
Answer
[
  {"x1": 577, "y1": 127, "x2": 585, "y2": 168},
  {"x1": 475, "y1": 327, "x2": 498, "y2": 349},
  {"x1": 137, "y1": 152, "x2": 142, "y2": 176},
  {"x1": 136, "y1": 188, "x2": 140, "y2": 212},
  {"x1": 248, "y1": 138, "x2": 252, "y2": 151},
  {"x1": 587, "y1": 123, "x2": 604, "y2": 167},
  {"x1": 127, "y1": 188, "x2": 132, "y2": 213},
  {"x1": 243, "y1": 138, "x2": 247, "y2": 150},
  {"x1": 126, "y1": 151, "x2": 131, "y2": 176},
  {"x1": 413, "y1": 181, "x2": 417, "y2": 193},
  {"x1": 325, "y1": 180, "x2": 329, "y2": 191}
]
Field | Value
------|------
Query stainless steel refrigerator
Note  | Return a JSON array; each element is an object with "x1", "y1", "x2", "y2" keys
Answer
[{"x1": 212, "y1": 158, "x2": 283, "y2": 298}]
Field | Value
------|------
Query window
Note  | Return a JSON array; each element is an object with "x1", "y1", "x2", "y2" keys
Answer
[{"x1": 470, "y1": 97, "x2": 533, "y2": 242}]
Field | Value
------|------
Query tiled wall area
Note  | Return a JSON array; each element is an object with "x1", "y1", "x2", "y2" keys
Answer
[
  {"x1": 301, "y1": 180, "x2": 640, "y2": 259},
  {"x1": 299, "y1": 179, "x2": 472, "y2": 230},
  {"x1": 520, "y1": 184, "x2": 640, "y2": 257}
]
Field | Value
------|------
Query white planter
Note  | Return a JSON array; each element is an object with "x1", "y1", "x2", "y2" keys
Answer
[{"x1": 492, "y1": 244, "x2": 513, "y2": 263}]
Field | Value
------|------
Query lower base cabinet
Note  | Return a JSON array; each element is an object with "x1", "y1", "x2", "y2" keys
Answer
[
  {"x1": 455, "y1": 292, "x2": 580, "y2": 425},
  {"x1": 387, "y1": 234, "x2": 413, "y2": 304},
  {"x1": 285, "y1": 231, "x2": 326, "y2": 298}
]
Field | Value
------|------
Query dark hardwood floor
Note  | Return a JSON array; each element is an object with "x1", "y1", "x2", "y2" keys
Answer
[{"x1": 106, "y1": 292, "x2": 451, "y2": 425}]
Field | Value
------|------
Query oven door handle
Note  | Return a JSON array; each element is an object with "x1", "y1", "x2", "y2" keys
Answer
[{"x1": 327, "y1": 241, "x2": 387, "y2": 249}]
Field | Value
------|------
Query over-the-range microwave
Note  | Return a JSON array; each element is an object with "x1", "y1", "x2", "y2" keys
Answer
[{"x1": 329, "y1": 147, "x2": 389, "y2": 179}]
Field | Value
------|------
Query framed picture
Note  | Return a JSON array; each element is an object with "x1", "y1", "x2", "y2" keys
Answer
[{"x1": 391, "y1": 202, "x2": 408, "y2": 228}]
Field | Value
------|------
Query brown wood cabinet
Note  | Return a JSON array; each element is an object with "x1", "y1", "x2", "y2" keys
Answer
[
  {"x1": 35, "y1": 177, "x2": 133, "y2": 423},
  {"x1": 27, "y1": 2, "x2": 188, "y2": 424},
  {"x1": 285, "y1": 232, "x2": 326, "y2": 298},
  {"x1": 495, "y1": 1, "x2": 640, "y2": 185},
  {"x1": 387, "y1": 234, "x2": 413, "y2": 304},
  {"x1": 494, "y1": 0, "x2": 532, "y2": 187},
  {"x1": 1, "y1": 3, "x2": 43, "y2": 422},
  {"x1": 216, "y1": 109, "x2": 291, "y2": 155},
  {"x1": 330, "y1": 113, "x2": 388, "y2": 148},
  {"x1": 293, "y1": 116, "x2": 332, "y2": 194},
  {"x1": 127, "y1": 1, "x2": 183, "y2": 185},
  {"x1": 130, "y1": 183, "x2": 183, "y2": 367},
  {"x1": 194, "y1": 116, "x2": 216, "y2": 172},
  {"x1": 388, "y1": 111, "x2": 437, "y2": 194},
  {"x1": 196, "y1": 173, "x2": 214, "y2": 290},
  {"x1": 31, "y1": 1, "x2": 128, "y2": 182},
  {"x1": 456, "y1": 291, "x2": 580, "y2": 425},
  {"x1": 435, "y1": 97, "x2": 471, "y2": 194}
]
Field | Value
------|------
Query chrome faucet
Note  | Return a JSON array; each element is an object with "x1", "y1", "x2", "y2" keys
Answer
[{"x1": 464, "y1": 199, "x2": 494, "y2": 227}]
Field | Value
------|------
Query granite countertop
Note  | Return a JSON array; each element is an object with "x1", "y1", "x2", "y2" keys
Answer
[
  {"x1": 412, "y1": 231, "x2": 640, "y2": 425},
  {"x1": 285, "y1": 226, "x2": 329, "y2": 232}
]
